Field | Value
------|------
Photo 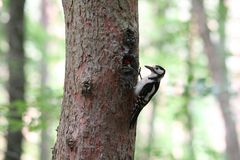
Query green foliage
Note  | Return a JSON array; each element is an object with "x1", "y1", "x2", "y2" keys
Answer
[
  {"x1": 0, "y1": 0, "x2": 235, "y2": 159},
  {"x1": 0, "y1": 89, "x2": 61, "y2": 132},
  {"x1": 25, "y1": 16, "x2": 65, "y2": 63},
  {"x1": 1, "y1": 100, "x2": 27, "y2": 131},
  {"x1": 26, "y1": 17, "x2": 49, "y2": 53},
  {"x1": 29, "y1": 87, "x2": 61, "y2": 131},
  {"x1": 135, "y1": 0, "x2": 231, "y2": 159}
]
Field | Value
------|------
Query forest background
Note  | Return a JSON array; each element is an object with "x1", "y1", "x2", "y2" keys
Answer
[{"x1": 0, "y1": 0, "x2": 240, "y2": 160}]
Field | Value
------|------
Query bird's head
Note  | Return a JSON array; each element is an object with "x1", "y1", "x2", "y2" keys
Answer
[{"x1": 145, "y1": 65, "x2": 165, "y2": 78}]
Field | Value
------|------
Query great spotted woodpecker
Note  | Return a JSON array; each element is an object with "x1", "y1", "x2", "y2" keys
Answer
[{"x1": 129, "y1": 65, "x2": 165, "y2": 128}]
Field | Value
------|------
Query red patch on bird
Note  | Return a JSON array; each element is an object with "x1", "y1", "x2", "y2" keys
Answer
[{"x1": 123, "y1": 58, "x2": 131, "y2": 65}]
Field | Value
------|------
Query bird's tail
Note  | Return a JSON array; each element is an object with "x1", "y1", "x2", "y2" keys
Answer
[{"x1": 129, "y1": 106, "x2": 143, "y2": 129}]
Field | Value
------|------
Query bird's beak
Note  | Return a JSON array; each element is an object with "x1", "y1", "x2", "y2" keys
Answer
[{"x1": 145, "y1": 65, "x2": 154, "y2": 72}]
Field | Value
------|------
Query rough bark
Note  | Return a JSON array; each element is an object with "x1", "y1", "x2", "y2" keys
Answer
[
  {"x1": 52, "y1": 0, "x2": 139, "y2": 159},
  {"x1": 40, "y1": 0, "x2": 51, "y2": 160},
  {"x1": 5, "y1": 0, "x2": 26, "y2": 160},
  {"x1": 191, "y1": 0, "x2": 240, "y2": 159}
]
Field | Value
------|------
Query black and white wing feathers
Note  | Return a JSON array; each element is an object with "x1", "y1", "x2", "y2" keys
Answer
[{"x1": 129, "y1": 82, "x2": 159, "y2": 128}]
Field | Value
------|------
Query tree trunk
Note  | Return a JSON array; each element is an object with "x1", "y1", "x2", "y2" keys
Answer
[
  {"x1": 145, "y1": 98, "x2": 158, "y2": 159},
  {"x1": 5, "y1": 0, "x2": 26, "y2": 160},
  {"x1": 191, "y1": 0, "x2": 240, "y2": 160},
  {"x1": 40, "y1": 0, "x2": 51, "y2": 160},
  {"x1": 182, "y1": 14, "x2": 196, "y2": 160},
  {"x1": 52, "y1": 0, "x2": 139, "y2": 159}
]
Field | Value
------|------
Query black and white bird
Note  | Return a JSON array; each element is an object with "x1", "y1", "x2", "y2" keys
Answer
[{"x1": 129, "y1": 65, "x2": 165, "y2": 128}]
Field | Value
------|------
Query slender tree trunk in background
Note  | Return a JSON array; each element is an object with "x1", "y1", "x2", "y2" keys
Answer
[
  {"x1": 191, "y1": 0, "x2": 240, "y2": 160},
  {"x1": 182, "y1": 15, "x2": 196, "y2": 160},
  {"x1": 218, "y1": 0, "x2": 227, "y2": 50},
  {"x1": 40, "y1": 0, "x2": 51, "y2": 160},
  {"x1": 52, "y1": 0, "x2": 139, "y2": 159},
  {"x1": 5, "y1": 0, "x2": 26, "y2": 160},
  {"x1": 146, "y1": 99, "x2": 157, "y2": 160}
]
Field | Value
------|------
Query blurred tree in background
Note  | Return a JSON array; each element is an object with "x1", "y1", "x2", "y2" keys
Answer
[
  {"x1": 0, "y1": 0, "x2": 240, "y2": 159},
  {"x1": 4, "y1": 0, "x2": 26, "y2": 160},
  {"x1": 1, "y1": 0, "x2": 63, "y2": 159},
  {"x1": 192, "y1": 0, "x2": 240, "y2": 159}
]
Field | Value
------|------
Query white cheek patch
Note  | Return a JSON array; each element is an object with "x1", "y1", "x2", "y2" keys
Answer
[{"x1": 158, "y1": 69, "x2": 164, "y2": 75}]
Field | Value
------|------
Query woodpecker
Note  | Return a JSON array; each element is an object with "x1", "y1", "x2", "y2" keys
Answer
[{"x1": 129, "y1": 65, "x2": 165, "y2": 128}]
